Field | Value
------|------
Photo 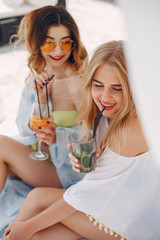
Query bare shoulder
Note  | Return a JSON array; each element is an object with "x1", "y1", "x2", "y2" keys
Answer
[{"x1": 121, "y1": 117, "x2": 149, "y2": 157}]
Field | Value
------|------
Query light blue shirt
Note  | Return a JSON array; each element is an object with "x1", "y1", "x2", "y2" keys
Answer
[{"x1": 15, "y1": 81, "x2": 85, "y2": 187}]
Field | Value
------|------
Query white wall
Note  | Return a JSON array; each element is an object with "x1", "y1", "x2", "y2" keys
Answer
[{"x1": 117, "y1": 0, "x2": 160, "y2": 165}]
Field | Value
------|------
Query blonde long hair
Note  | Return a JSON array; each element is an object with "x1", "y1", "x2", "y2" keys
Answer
[
  {"x1": 12, "y1": 5, "x2": 88, "y2": 75},
  {"x1": 78, "y1": 41, "x2": 136, "y2": 152}
]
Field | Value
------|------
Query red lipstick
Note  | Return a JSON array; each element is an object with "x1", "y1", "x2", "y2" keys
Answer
[
  {"x1": 100, "y1": 101, "x2": 116, "y2": 111},
  {"x1": 49, "y1": 55, "x2": 64, "y2": 61}
]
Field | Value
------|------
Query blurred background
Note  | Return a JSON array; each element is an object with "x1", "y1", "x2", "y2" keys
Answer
[{"x1": 0, "y1": 0, "x2": 126, "y2": 136}]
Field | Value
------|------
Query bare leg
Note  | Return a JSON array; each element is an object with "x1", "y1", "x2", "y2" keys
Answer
[
  {"x1": 32, "y1": 211, "x2": 120, "y2": 240},
  {"x1": 12, "y1": 187, "x2": 119, "y2": 240},
  {"x1": 13, "y1": 188, "x2": 65, "y2": 222},
  {"x1": 62, "y1": 211, "x2": 118, "y2": 240},
  {"x1": 31, "y1": 223, "x2": 81, "y2": 240},
  {"x1": 0, "y1": 135, "x2": 62, "y2": 193}
]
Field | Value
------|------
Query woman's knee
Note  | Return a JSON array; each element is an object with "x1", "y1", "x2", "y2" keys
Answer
[
  {"x1": 0, "y1": 135, "x2": 9, "y2": 144},
  {"x1": 26, "y1": 187, "x2": 48, "y2": 210},
  {"x1": 0, "y1": 135, "x2": 12, "y2": 158},
  {"x1": 0, "y1": 135, "x2": 8, "y2": 150},
  {"x1": 0, "y1": 135, "x2": 8, "y2": 161}
]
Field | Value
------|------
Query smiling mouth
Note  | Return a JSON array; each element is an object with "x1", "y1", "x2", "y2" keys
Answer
[
  {"x1": 49, "y1": 55, "x2": 64, "y2": 61},
  {"x1": 102, "y1": 103, "x2": 115, "y2": 107},
  {"x1": 100, "y1": 100, "x2": 116, "y2": 110}
]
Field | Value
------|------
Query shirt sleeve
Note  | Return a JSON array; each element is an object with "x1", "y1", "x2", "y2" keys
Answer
[
  {"x1": 49, "y1": 126, "x2": 79, "y2": 168},
  {"x1": 15, "y1": 84, "x2": 35, "y2": 137}
]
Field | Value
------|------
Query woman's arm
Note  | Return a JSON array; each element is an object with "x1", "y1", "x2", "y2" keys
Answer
[
  {"x1": 16, "y1": 85, "x2": 35, "y2": 136},
  {"x1": 16, "y1": 73, "x2": 54, "y2": 137},
  {"x1": 5, "y1": 198, "x2": 76, "y2": 240},
  {"x1": 26, "y1": 198, "x2": 76, "y2": 233}
]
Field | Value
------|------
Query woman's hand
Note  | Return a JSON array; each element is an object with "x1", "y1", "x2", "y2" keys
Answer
[
  {"x1": 4, "y1": 221, "x2": 33, "y2": 240},
  {"x1": 68, "y1": 145, "x2": 81, "y2": 172},
  {"x1": 36, "y1": 122, "x2": 56, "y2": 145},
  {"x1": 67, "y1": 143, "x2": 101, "y2": 173},
  {"x1": 32, "y1": 72, "x2": 54, "y2": 103}
]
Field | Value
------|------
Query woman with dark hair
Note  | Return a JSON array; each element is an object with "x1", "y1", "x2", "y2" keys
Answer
[{"x1": 0, "y1": 5, "x2": 88, "y2": 193}]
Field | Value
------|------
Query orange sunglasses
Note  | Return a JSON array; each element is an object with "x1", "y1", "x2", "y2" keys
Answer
[{"x1": 41, "y1": 38, "x2": 74, "y2": 52}]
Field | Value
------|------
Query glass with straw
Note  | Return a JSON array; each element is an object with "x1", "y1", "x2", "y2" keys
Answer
[
  {"x1": 69, "y1": 107, "x2": 106, "y2": 172},
  {"x1": 69, "y1": 129, "x2": 96, "y2": 173},
  {"x1": 29, "y1": 79, "x2": 52, "y2": 160}
]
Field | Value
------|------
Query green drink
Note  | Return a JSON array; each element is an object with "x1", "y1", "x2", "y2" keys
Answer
[
  {"x1": 73, "y1": 150, "x2": 96, "y2": 173},
  {"x1": 70, "y1": 129, "x2": 97, "y2": 173}
]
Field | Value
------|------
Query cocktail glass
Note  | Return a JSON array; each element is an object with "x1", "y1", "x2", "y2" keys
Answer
[{"x1": 30, "y1": 102, "x2": 52, "y2": 160}]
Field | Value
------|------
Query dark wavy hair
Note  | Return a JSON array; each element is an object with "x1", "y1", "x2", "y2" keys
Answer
[{"x1": 12, "y1": 5, "x2": 88, "y2": 74}]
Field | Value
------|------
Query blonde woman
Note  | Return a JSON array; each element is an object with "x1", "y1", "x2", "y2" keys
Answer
[{"x1": 3, "y1": 41, "x2": 160, "y2": 240}]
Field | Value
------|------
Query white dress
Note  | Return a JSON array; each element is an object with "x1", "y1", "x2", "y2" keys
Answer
[{"x1": 63, "y1": 129, "x2": 160, "y2": 240}]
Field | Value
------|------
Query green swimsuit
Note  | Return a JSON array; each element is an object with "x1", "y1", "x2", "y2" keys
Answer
[{"x1": 52, "y1": 110, "x2": 79, "y2": 127}]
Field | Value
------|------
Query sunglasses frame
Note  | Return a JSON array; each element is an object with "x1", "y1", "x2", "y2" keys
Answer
[{"x1": 41, "y1": 38, "x2": 74, "y2": 52}]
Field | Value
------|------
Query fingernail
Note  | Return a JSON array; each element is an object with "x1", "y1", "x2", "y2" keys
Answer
[
  {"x1": 42, "y1": 83, "x2": 45, "y2": 86},
  {"x1": 38, "y1": 127, "x2": 42, "y2": 129},
  {"x1": 40, "y1": 86, "x2": 43, "y2": 89},
  {"x1": 34, "y1": 133, "x2": 37, "y2": 136},
  {"x1": 76, "y1": 168, "x2": 80, "y2": 172},
  {"x1": 76, "y1": 164, "x2": 80, "y2": 167},
  {"x1": 96, "y1": 153, "x2": 100, "y2": 157},
  {"x1": 45, "y1": 80, "x2": 48, "y2": 82},
  {"x1": 48, "y1": 74, "x2": 54, "y2": 81},
  {"x1": 46, "y1": 121, "x2": 50, "y2": 124},
  {"x1": 75, "y1": 159, "x2": 79, "y2": 163}
]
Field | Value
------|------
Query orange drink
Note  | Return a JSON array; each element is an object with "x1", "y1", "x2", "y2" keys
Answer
[{"x1": 30, "y1": 114, "x2": 52, "y2": 133}]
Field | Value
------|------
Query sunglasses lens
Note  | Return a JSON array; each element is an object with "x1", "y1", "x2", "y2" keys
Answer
[
  {"x1": 41, "y1": 39, "x2": 74, "y2": 52},
  {"x1": 61, "y1": 40, "x2": 73, "y2": 51},
  {"x1": 41, "y1": 40, "x2": 56, "y2": 52}
]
